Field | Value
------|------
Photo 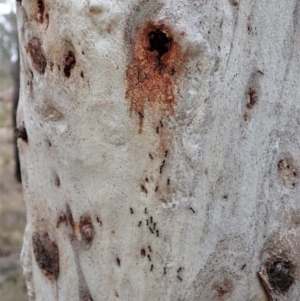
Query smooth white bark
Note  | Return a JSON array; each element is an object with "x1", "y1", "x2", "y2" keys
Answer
[{"x1": 16, "y1": 0, "x2": 300, "y2": 300}]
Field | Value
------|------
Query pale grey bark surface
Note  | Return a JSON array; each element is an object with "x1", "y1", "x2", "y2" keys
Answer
[{"x1": 16, "y1": 0, "x2": 300, "y2": 300}]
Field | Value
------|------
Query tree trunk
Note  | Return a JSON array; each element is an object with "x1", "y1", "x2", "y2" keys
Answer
[{"x1": 16, "y1": 0, "x2": 300, "y2": 300}]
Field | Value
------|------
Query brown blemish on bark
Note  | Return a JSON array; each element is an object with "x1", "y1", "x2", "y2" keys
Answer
[
  {"x1": 55, "y1": 175, "x2": 60, "y2": 187},
  {"x1": 79, "y1": 214, "x2": 95, "y2": 246},
  {"x1": 27, "y1": 38, "x2": 47, "y2": 74},
  {"x1": 32, "y1": 232, "x2": 59, "y2": 280},
  {"x1": 246, "y1": 88, "x2": 258, "y2": 109},
  {"x1": 213, "y1": 278, "x2": 233, "y2": 300},
  {"x1": 63, "y1": 51, "x2": 76, "y2": 77},
  {"x1": 36, "y1": 0, "x2": 45, "y2": 24},
  {"x1": 278, "y1": 158, "x2": 297, "y2": 188},
  {"x1": 126, "y1": 22, "x2": 184, "y2": 133},
  {"x1": 141, "y1": 249, "x2": 146, "y2": 257},
  {"x1": 116, "y1": 257, "x2": 121, "y2": 266},
  {"x1": 14, "y1": 126, "x2": 28, "y2": 142},
  {"x1": 243, "y1": 112, "x2": 250, "y2": 121}
]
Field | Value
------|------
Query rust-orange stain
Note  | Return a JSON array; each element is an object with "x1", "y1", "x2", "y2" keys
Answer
[{"x1": 126, "y1": 22, "x2": 184, "y2": 133}]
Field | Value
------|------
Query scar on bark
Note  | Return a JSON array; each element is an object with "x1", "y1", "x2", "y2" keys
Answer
[
  {"x1": 27, "y1": 38, "x2": 47, "y2": 74},
  {"x1": 63, "y1": 51, "x2": 76, "y2": 77},
  {"x1": 32, "y1": 232, "x2": 59, "y2": 280},
  {"x1": 79, "y1": 214, "x2": 95, "y2": 248},
  {"x1": 36, "y1": 0, "x2": 45, "y2": 23},
  {"x1": 125, "y1": 22, "x2": 184, "y2": 133},
  {"x1": 258, "y1": 258, "x2": 294, "y2": 300},
  {"x1": 246, "y1": 88, "x2": 258, "y2": 109}
]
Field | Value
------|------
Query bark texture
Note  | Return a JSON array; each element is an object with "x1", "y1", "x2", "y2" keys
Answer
[{"x1": 16, "y1": 0, "x2": 300, "y2": 300}]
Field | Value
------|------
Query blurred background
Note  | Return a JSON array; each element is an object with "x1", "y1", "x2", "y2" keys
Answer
[{"x1": 0, "y1": 0, "x2": 27, "y2": 300}]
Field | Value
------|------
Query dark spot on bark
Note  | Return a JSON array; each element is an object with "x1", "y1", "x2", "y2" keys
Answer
[
  {"x1": 80, "y1": 71, "x2": 84, "y2": 78},
  {"x1": 32, "y1": 232, "x2": 59, "y2": 280},
  {"x1": 49, "y1": 62, "x2": 54, "y2": 71},
  {"x1": 268, "y1": 258, "x2": 294, "y2": 293},
  {"x1": 79, "y1": 214, "x2": 95, "y2": 246},
  {"x1": 63, "y1": 51, "x2": 76, "y2": 77},
  {"x1": 66, "y1": 204, "x2": 75, "y2": 232},
  {"x1": 247, "y1": 23, "x2": 252, "y2": 34},
  {"x1": 56, "y1": 213, "x2": 66, "y2": 228},
  {"x1": 246, "y1": 88, "x2": 257, "y2": 109},
  {"x1": 55, "y1": 175, "x2": 60, "y2": 187},
  {"x1": 141, "y1": 249, "x2": 146, "y2": 257},
  {"x1": 58, "y1": 65, "x2": 61, "y2": 71},
  {"x1": 27, "y1": 38, "x2": 47, "y2": 74},
  {"x1": 14, "y1": 126, "x2": 28, "y2": 142},
  {"x1": 141, "y1": 185, "x2": 148, "y2": 194},
  {"x1": 148, "y1": 29, "x2": 172, "y2": 61},
  {"x1": 229, "y1": 0, "x2": 239, "y2": 6},
  {"x1": 96, "y1": 217, "x2": 102, "y2": 226},
  {"x1": 36, "y1": 0, "x2": 45, "y2": 23},
  {"x1": 115, "y1": 292, "x2": 119, "y2": 297},
  {"x1": 116, "y1": 257, "x2": 121, "y2": 266},
  {"x1": 223, "y1": 195, "x2": 228, "y2": 200}
]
